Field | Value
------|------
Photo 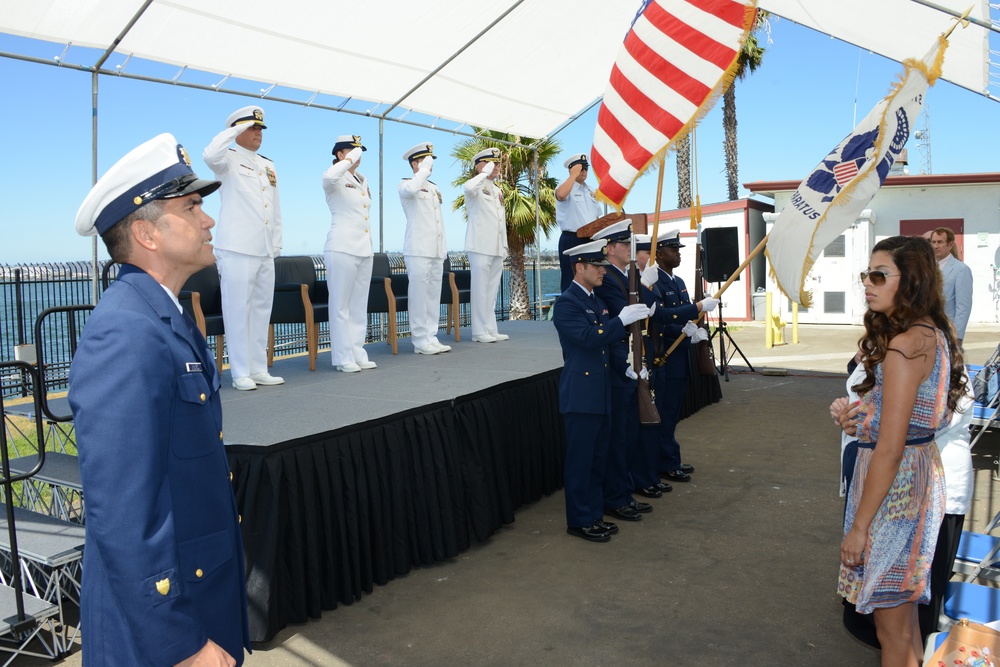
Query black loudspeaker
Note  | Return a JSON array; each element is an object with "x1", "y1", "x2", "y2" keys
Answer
[{"x1": 702, "y1": 227, "x2": 740, "y2": 283}]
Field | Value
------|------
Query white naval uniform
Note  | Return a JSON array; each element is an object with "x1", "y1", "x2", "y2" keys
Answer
[
  {"x1": 463, "y1": 171, "x2": 508, "y2": 338},
  {"x1": 203, "y1": 125, "x2": 282, "y2": 380},
  {"x1": 322, "y1": 160, "x2": 374, "y2": 367},
  {"x1": 398, "y1": 167, "x2": 447, "y2": 350},
  {"x1": 556, "y1": 180, "x2": 601, "y2": 233}
]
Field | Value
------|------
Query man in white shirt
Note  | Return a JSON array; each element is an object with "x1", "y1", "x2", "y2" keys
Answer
[
  {"x1": 555, "y1": 153, "x2": 603, "y2": 292},
  {"x1": 203, "y1": 106, "x2": 284, "y2": 390},
  {"x1": 463, "y1": 148, "x2": 509, "y2": 343},
  {"x1": 930, "y1": 227, "x2": 973, "y2": 343},
  {"x1": 398, "y1": 142, "x2": 451, "y2": 355}
]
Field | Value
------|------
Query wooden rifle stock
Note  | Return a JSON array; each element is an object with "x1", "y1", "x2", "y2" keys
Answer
[{"x1": 629, "y1": 260, "x2": 660, "y2": 425}]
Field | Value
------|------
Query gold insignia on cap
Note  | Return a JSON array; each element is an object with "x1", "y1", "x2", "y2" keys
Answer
[
  {"x1": 156, "y1": 578, "x2": 170, "y2": 595},
  {"x1": 133, "y1": 196, "x2": 143, "y2": 205},
  {"x1": 352, "y1": 135, "x2": 362, "y2": 145},
  {"x1": 602, "y1": 245, "x2": 609, "y2": 256},
  {"x1": 427, "y1": 143, "x2": 433, "y2": 153},
  {"x1": 179, "y1": 146, "x2": 191, "y2": 167},
  {"x1": 253, "y1": 109, "x2": 263, "y2": 121}
]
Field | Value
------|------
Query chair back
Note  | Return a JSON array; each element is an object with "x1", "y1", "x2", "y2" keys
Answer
[
  {"x1": 372, "y1": 253, "x2": 392, "y2": 278},
  {"x1": 271, "y1": 256, "x2": 320, "y2": 324},
  {"x1": 181, "y1": 265, "x2": 223, "y2": 317},
  {"x1": 33, "y1": 305, "x2": 95, "y2": 422}
]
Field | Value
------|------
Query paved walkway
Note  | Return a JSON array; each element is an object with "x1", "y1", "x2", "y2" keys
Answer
[{"x1": 29, "y1": 323, "x2": 1000, "y2": 666}]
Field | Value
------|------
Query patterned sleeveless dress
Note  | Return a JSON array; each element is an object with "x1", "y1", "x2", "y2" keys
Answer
[{"x1": 837, "y1": 326, "x2": 950, "y2": 613}]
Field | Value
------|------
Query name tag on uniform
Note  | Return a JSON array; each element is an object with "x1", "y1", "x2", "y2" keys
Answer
[{"x1": 186, "y1": 362, "x2": 203, "y2": 372}]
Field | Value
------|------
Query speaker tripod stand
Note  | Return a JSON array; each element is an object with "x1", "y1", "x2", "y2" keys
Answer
[{"x1": 706, "y1": 296, "x2": 754, "y2": 382}]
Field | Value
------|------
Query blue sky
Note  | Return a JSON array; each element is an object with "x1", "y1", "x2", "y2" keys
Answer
[{"x1": 1, "y1": 16, "x2": 998, "y2": 264}]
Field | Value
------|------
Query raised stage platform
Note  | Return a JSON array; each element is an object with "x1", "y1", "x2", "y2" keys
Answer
[{"x1": 222, "y1": 320, "x2": 722, "y2": 642}]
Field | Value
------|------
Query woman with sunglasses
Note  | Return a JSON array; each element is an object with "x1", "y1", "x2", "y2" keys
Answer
[{"x1": 836, "y1": 235, "x2": 967, "y2": 666}]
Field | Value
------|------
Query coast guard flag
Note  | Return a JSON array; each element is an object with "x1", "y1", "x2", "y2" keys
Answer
[
  {"x1": 766, "y1": 36, "x2": 948, "y2": 307},
  {"x1": 591, "y1": 0, "x2": 758, "y2": 209}
]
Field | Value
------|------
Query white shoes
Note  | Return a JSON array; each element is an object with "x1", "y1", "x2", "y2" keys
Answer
[
  {"x1": 336, "y1": 363, "x2": 362, "y2": 373},
  {"x1": 249, "y1": 372, "x2": 285, "y2": 386},
  {"x1": 472, "y1": 334, "x2": 497, "y2": 343},
  {"x1": 432, "y1": 340, "x2": 452, "y2": 352},
  {"x1": 357, "y1": 360, "x2": 378, "y2": 370},
  {"x1": 490, "y1": 333, "x2": 509, "y2": 341},
  {"x1": 414, "y1": 345, "x2": 441, "y2": 355},
  {"x1": 232, "y1": 376, "x2": 257, "y2": 391}
]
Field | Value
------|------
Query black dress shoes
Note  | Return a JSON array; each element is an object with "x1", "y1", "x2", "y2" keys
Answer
[
  {"x1": 634, "y1": 486, "x2": 662, "y2": 499},
  {"x1": 655, "y1": 481, "x2": 673, "y2": 493},
  {"x1": 567, "y1": 523, "x2": 611, "y2": 542},
  {"x1": 663, "y1": 469, "x2": 692, "y2": 482},
  {"x1": 606, "y1": 505, "x2": 642, "y2": 521},
  {"x1": 595, "y1": 520, "x2": 619, "y2": 535},
  {"x1": 679, "y1": 463, "x2": 695, "y2": 474},
  {"x1": 627, "y1": 499, "x2": 653, "y2": 513}
]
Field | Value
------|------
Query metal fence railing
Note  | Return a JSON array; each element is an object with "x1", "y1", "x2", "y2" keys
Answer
[{"x1": 1, "y1": 253, "x2": 556, "y2": 399}]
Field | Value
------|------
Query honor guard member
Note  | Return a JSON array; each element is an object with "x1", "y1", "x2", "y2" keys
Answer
[
  {"x1": 323, "y1": 135, "x2": 377, "y2": 372},
  {"x1": 203, "y1": 105, "x2": 284, "y2": 391},
  {"x1": 639, "y1": 229, "x2": 718, "y2": 483},
  {"x1": 463, "y1": 147, "x2": 510, "y2": 343},
  {"x1": 399, "y1": 142, "x2": 451, "y2": 355},
  {"x1": 555, "y1": 153, "x2": 603, "y2": 292},
  {"x1": 591, "y1": 220, "x2": 654, "y2": 522},
  {"x1": 634, "y1": 233, "x2": 652, "y2": 271},
  {"x1": 553, "y1": 239, "x2": 650, "y2": 542},
  {"x1": 69, "y1": 134, "x2": 251, "y2": 665}
]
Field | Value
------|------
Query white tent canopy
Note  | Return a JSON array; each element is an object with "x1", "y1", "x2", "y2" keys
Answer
[{"x1": 0, "y1": 0, "x2": 995, "y2": 141}]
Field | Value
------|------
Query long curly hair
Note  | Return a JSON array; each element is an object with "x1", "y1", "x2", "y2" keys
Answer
[{"x1": 853, "y1": 235, "x2": 967, "y2": 413}]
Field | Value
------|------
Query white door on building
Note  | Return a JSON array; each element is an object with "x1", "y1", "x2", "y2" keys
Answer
[{"x1": 795, "y1": 215, "x2": 874, "y2": 325}]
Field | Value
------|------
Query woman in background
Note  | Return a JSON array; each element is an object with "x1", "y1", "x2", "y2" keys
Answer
[{"x1": 837, "y1": 236, "x2": 967, "y2": 666}]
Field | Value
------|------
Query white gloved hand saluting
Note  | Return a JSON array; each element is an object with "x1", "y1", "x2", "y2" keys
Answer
[
  {"x1": 682, "y1": 321, "x2": 699, "y2": 338},
  {"x1": 419, "y1": 155, "x2": 434, "y2": 173},
  {"x1": 640, "y1": 265, "x2": 659, "y2": 289},
  {"x1": 625, "y1": 365, "x2": 638, "y2": 381},
  {"x1": 345, "y1": 147, "x2": 363, "y2": 164},
  {"x1": 617, "y1": 303, "x2": 650, "y2": 326},
  {"x1": 482, "y1": 161, "x2": 495, "y2": 177},
  {"x1": 700, "y1": 297, "x2": 719, "y2": 313}
]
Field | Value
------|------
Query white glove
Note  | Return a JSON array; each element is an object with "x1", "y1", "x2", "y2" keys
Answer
[
  {"x1": 692, "y1": 327, "x2": 709, "y2": 343},
  {"x1": 617, "y1": 303, "x2": 650, "y2": 326},
  {"x1": 700, "y1": 297, "x2": 719, "y2": 312},
  {"x1": 682, "y1": 321, "x2": 699, "y2": 338},
  {"x1": 419, "y1": 155, "x2": 434, "y2": 173},
  {"x1": 648, "y1": 302, "x2": 656, "y2": 317},
  {"x1": 625, "y1": 365, "x2": 638, "y2": 381},
  {"x1": 639, "y1": 367, "x2": 649, "y2": 381},
  {"x1": 346, "y1": 147, "x2": 363, "y2": 164},
  {"x1": 640, "y1": 265, "x2": 659, "y2": 289},
  {"x1": 482, "y1": 161, "x2": 495, "y2": 177}
]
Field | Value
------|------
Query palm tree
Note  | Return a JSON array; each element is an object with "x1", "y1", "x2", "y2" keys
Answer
[
  {"x1": 676, "y1": 134, "x2": 692, "y2": 209},
  {"x1": 723, "y1": 11, "x2": 769, "y2": 200},
  {"x1": 451, "y1": 129, "x2": 560, "y2": 320}
]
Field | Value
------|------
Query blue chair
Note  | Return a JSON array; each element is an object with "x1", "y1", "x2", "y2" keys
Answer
[{"x1": 943, "y1": 580, "x2": 1000, "y2": 626}]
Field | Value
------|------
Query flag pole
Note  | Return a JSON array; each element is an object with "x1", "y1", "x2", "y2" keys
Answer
[{"x1": 650, "y1": 154, "x2": 666, "y2": 245}]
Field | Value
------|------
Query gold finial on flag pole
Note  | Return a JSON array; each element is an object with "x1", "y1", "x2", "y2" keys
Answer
[{"x1": 943, "y1": 5, "x2": 974, "y2": 38}]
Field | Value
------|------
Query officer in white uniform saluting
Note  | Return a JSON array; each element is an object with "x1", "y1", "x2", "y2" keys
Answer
[
  {"x1": 323, "y1": 135, "x2": 377, "y2": 373},
  {"x1": 202, "y1": 105, "x2": 284, "y2": 391},
  {"x1": 398, "y1": 142, "x2": 451, "y2": 355},
  {"x1": 463, "y1": 147, "x2": 510, "y2": 343},
  {"x1": 555, "y1": 152, "x2": 603, "y2": 292}
]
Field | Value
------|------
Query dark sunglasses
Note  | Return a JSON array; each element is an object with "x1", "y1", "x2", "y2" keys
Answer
[{"x1": 859, "y1": 270, "x2": 899, "y2": 285}]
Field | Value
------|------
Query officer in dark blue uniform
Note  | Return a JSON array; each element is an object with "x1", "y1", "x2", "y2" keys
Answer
[
  {"x1": 70, "y1": 134, "x2": 250, "y2": 666},
  {"x1": 591, "y1": 220, "x2": 654, "y2": 522},
  {"x1": 640, "y1": 229, "x2": 718, "y2": 483},
  {"x1": 553, "y1": 239, "x2": 650, "y2": 542}
]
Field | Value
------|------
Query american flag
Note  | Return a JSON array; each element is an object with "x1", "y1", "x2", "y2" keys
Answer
[
  {"x1": 832, "y1": 159, "x2": 862, "y2": 188},
  {"x1": 591, "y1": 0, "x2": 758, "y2": 209}
]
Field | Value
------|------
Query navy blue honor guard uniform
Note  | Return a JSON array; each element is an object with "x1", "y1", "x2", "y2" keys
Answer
[
  {"x1": 554, "y1": 240, "x2": 649, "y2": 542},
  {"x1": 591, "y1": 221, "x2": 651, "y2": 521},
  {"x1": 643, "y1": 230, "x2": 700, "y2": 482}
]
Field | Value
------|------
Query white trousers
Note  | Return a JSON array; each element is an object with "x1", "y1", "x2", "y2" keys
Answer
[
  {"x1": 404, "y1": 255, "x2": 444, "y2": 350},
  {"x1": 215, "y1": 248, "x2": 274, "y2": 379},
  {"x1": 324, "y1": 251, "x2": 372, "y2": 367},
  {"x1": 468, "y1": 252, "x2": 504, "y2": 337}
]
